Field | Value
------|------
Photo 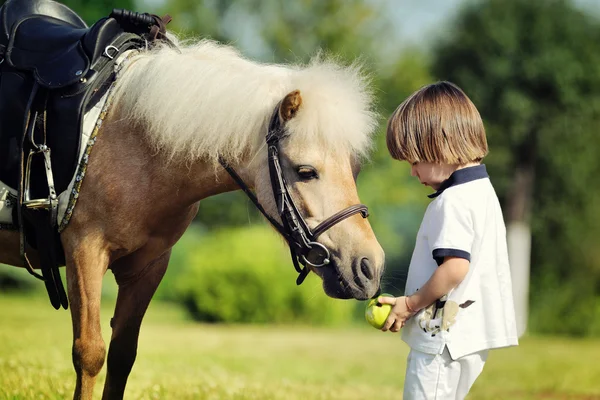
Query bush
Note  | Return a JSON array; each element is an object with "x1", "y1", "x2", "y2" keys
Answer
[
  {"x1": 0, "y1": 264, "x2": 38, "y2": 293},
  {"x1": 158, "y1": 224, "x2": 358, "y2": 325},
  {"x1": 529, "y1": 274, "x2": 600, "y2": 337}
]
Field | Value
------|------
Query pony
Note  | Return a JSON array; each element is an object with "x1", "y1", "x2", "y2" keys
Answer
[{"x1": 0, "y1": 37, "x2": 385, "y2": 399}]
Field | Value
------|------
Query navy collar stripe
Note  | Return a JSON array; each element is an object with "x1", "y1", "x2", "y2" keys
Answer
[{"x1": 428, "y1": 164, "x2": 489, "y2": 199}]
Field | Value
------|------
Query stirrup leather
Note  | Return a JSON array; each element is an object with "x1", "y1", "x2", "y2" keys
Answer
[{"x1": 18, "y1": 86, "x2": 67, "y2": 310}]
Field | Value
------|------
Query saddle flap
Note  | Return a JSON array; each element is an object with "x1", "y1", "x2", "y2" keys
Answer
[{"x1": 6, "y1": 15, "x2": 90, "y2": 89}]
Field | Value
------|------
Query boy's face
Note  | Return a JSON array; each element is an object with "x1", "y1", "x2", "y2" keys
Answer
[{"x1": 410, "y1": 162, "x2": 455, "y2": 190}]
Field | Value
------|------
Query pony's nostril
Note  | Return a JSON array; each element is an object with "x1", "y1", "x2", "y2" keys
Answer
[{"x1": 360, "y1": 257, "x2": 373, "y2": 280}]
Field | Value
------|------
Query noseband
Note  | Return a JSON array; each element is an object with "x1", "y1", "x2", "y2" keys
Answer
[{"x1": 219, "y1": 105, "x2": 369, "y2": 285}]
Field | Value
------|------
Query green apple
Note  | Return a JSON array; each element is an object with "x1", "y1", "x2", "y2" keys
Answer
[{"x1": 365, "y1": 293, "x2": 394, "y2": 329}]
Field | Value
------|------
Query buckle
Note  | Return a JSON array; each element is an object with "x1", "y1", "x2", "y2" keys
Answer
[{"x1": 301, "y1": 241, "x2": 330, "y2": 267}]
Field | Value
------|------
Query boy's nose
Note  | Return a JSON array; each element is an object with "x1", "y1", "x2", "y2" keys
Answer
[{"x1": 410, "y1": 165, "x2": 417, "y2": 177}]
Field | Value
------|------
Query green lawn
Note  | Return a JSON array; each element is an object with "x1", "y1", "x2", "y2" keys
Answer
[{"x1": 0, "y1": 294, "x2": 598, "y2": 400}]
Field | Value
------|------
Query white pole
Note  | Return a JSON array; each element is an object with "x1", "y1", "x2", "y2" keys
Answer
[{"x1": 506, "y1": 221, "x2": 531, "y2": 338}]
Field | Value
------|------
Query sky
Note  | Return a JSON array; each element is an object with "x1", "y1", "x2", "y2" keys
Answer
[{"x1": 387, "y1": 0, "x2": 599, "y2": 49}]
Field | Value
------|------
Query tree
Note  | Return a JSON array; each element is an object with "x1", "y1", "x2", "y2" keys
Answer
[
  {"x1": 62, "y1": 0, "x2": 134, "y2": 25},
  {"x1": 432, "y1": 0, "x2": 600, "y2": 335},
  {"x1": 158, "y1": 0, "x2": 387, "y2": 63},
  {"x1": 242, "y1": 0, "x2": 386, "y2": 64}
]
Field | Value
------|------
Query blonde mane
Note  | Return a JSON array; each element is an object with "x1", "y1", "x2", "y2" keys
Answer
[{"x1": 112, "y1": 38, "x2": 379, "y2": 166}]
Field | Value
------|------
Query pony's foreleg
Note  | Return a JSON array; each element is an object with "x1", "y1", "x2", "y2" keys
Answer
[
  {"x1": 65, "y1": 236, "x2": 110, "y2": 400},
  {"x1": 101, "y1": 250, "x2": 171, "y2": 400}
]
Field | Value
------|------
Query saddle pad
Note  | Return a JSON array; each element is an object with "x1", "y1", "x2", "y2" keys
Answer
[
  {"x1": 57, "y1": 49, "x2": 136, "y2": 231},
  {"x1": 0, "y1": 180, "x2": 16, "y2": 225},
  {"x1": 56, "y1": 87, "x2": 109, "y2": 227}
]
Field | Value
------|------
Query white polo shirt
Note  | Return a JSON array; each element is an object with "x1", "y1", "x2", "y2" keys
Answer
[{"x1": 401, "y1": 164, "x2": 518, "y2": 359}]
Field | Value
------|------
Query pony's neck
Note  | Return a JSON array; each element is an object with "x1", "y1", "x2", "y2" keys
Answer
[
  {"x1": 101, "y1": 104, "x2": 260, "y2": 216},
  {"x1": 185, "y1": 155, "x2": 258, "y2": 202},
  {"x1": 150, "y1": 137, "x2": 264, "y2": 210}
]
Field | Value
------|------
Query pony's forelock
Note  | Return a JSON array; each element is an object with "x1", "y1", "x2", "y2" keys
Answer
[{"x1": 112, "y1": 38, "x2": 378, "y2": 166}]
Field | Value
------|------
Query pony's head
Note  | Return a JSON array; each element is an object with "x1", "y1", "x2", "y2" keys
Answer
[
  {"x1": 251, "y1": 63, "x2": 384, "y2": 300},
  {"x1": 113, "y1": 40, "x2": 384, "y2": 300}
]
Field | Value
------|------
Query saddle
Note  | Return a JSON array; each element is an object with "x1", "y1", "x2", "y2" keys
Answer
[{"x1": 0, "y1": 0, "x2": 171, "y2": 310}]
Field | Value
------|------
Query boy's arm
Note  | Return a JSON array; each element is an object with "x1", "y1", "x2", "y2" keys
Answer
[
  {"x1": 378, "y1": 256, "x2": 468, "y2": 332},
  {"x1": 407, "y1": 256, "x2": 469, "y2": 311}
]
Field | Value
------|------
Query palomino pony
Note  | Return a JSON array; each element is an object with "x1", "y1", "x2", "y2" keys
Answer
[{"x1": 0, "y1": 37, "x2": 385, "y2": 398}]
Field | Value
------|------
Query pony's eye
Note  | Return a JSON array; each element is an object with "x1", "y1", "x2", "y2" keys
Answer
[{"x1": 297, "y1": 166, "x2": 318, "y2": 181}]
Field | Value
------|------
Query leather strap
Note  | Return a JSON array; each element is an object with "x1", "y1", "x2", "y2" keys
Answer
[
  {"x1": 312, "y1": 204, "x2": 368, "y2": 239},
  {"x1": 218, "y1": 157, "x2": 288, "y2": 240},
  {"x1": 149, "y1": 14, "x2": 171, "y2": 41}
]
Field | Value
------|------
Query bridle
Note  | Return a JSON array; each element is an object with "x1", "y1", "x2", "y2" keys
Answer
[{"x1": 219, "y1": 104, "x2": 369, "y2": 285}]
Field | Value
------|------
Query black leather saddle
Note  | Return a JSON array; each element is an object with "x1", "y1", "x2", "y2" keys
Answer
[
  {"x1": 7, "y1": 14, "x2": 124, "y2": 89},
  {"x1": 0, "y1": 0, "x2": 171, "y2": 310},
  {"x1": 0, "y1": 0, "x2": 153, "y2": 192}
]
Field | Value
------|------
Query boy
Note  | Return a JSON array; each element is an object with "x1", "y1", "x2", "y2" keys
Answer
[{"x1": 379, "y1": 81, "x2": 518, "y2": 399}]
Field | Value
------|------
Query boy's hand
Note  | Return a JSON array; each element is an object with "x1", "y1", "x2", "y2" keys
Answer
[{"x1": 377, "y1": 295, "x2": 416, "y2": 332}]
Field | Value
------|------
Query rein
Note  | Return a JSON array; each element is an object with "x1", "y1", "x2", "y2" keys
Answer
[{"x1": 219, "y1": 106, "x2": 369, "y2": 285}]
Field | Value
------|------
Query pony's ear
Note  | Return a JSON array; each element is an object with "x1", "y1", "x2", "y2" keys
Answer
[{"x1": 279, "y1": 90, "x2": 302, "y2": 123}]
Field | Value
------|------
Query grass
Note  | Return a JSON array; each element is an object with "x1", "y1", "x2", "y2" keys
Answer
[{"x1": 0, "y1": 294, "x2": 599, "y2": 400}]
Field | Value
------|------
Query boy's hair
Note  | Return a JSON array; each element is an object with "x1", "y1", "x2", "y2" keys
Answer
[{"x1": 386, "y1": 81, "x2": 488, "y2": 164}]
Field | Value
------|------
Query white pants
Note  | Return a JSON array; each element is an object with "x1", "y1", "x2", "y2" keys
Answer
[{"x1": 403, "y1": 347, "x2": 488, "y2": 400}]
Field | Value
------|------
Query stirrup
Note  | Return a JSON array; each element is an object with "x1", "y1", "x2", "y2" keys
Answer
[{"x1": 22, "y1": 144, "x2": 58, "y2": 212}]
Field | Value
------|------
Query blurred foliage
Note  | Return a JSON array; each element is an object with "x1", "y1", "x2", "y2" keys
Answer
[
  {"x1": 433, "y1": 0, "x2": 600, "y2": 335},
  {"x1": 151, "y1": 0, "x2": 232, "y2": 42},
  {"x1": 0, "y1": 266, "x2": 36, "y2": 293},
  {"x1": 61, "y1": 0, "x2": 134, "y2": 25},
  {"x1": 156, "y1": 225, "x2": 358, "y2": 325},
  {"x1": 0, "y1": 1, "x2": 132, "y2": 27},
  {"x1": 237, "y1": 0, "x2": 386, "y2": 64},
  {"x1": 158, "y1": 0, "x2": 387, "y2": 63},
  {"x1": 194, "y1": 191, "x2": 264, "y2": 229}
]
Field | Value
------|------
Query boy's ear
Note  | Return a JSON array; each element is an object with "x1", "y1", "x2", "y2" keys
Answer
[{"x1": 279, "y1": 90, "x2": 302, "y2": 123}]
